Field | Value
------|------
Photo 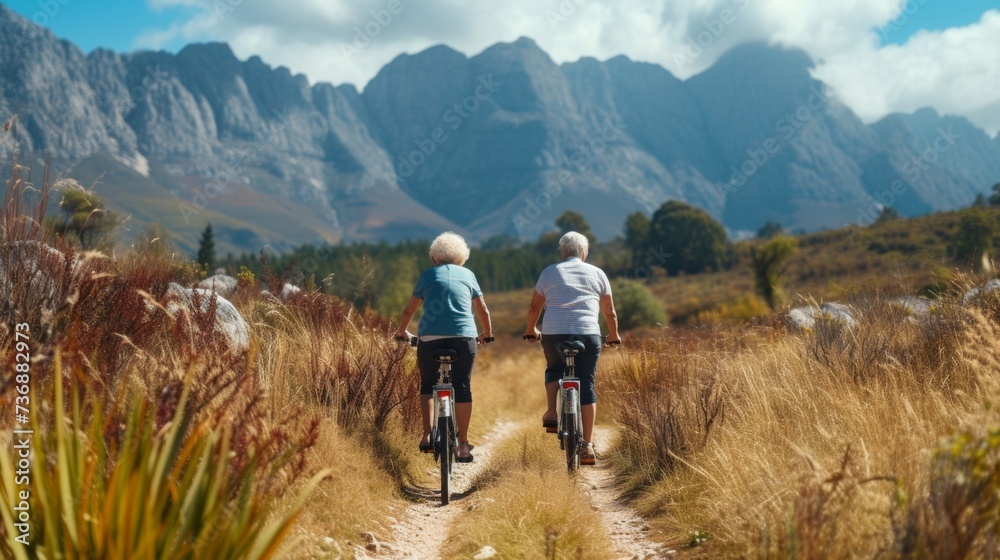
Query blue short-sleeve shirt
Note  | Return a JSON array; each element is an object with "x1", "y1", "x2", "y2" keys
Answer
[{"x1": 413, "y1": 264, "x2": 483, "y2": 337}]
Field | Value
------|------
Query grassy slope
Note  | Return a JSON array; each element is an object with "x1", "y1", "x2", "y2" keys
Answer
[{"x1": 485, "y1": 207, "x2": 1000, "y2": 334}]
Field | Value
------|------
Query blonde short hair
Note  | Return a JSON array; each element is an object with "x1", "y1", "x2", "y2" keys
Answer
[{"x1": 429, "y1": 231, "x2": 470, "y2": 265}]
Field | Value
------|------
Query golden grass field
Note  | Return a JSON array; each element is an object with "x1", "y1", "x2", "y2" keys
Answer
[{"x1": 2, "y1": 164, "x2": 1000, "y2": 558}]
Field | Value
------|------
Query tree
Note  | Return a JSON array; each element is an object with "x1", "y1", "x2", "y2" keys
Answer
[
  {"x1": 49, "y1": 186, "x2": 118, "y2": 249},
  {"x1": 624, "y1": 211, "x2": 650, "y2": 267},
  {"x1": 973, "y1": 193, "x2": 989, "y2": 208},
  {"x1": 647, "y1": 201, "x2": 729, "y2": 275},
  {"x1": 875, "y1": 206, "x2": 901, "y2": 225},
  {"x1": 990, "y1": 183, "x2": 1000, "y2": 207},
  {"x1": 555, "y1": 210, "x2": 596, "y2": 245},
  {"x1": 757, "y1": 221, "x2": 783, "y2": 239},
  {"x1": 197, "y1": 223, "x2": 216, "y2": 271},
  {"x1": 750, "y1": 235, "x2": 798, "y2": 309},
  {"x1": 537, "y1": 210, "x2": 596, "y2": 255},
  {"x1": 952, "y1": 208, "x2": 995, "y2": 271},
  {"x1": 613, "y1": 280, "x2": 667, "y2": 331}
]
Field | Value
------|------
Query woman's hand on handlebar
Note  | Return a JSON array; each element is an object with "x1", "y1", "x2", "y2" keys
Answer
[
  {"x1": 522, "y1": 326, "x2": 540, "y2": 342},
  {"x1": 604, "y1": 334, "x2": 622, "y2": 347},
  {"x1": 477, "y1": 333, "x2": 495, "y2": 344},
  {"x1": 393, "y1": 329, "x2": 413, "y2": 342}
]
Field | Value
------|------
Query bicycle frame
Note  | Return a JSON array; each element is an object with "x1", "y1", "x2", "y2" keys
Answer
[{"x1": 557, "y1": 342, "x2": 585, "y2": 473}]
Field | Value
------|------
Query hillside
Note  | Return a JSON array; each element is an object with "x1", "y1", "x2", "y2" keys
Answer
[
  {"x1": 2, "y1": 4, "x2": 999, "y2": 254},
  {"x1": 484, "y1": 206, "x2": 1000, "y2": 333}
]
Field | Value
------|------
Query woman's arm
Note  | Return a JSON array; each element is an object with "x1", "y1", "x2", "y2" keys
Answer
[
  {"x1": 600, "y1": 293, "x2": 621, "y2": 344},
  {"x1": 394, "y1": 295, "x2": 422, "y2": 338},
  {"x1": 473, "y1": 296, "x2": 493, "y2": 343},
  {"x1": 523, "y1": 290, "x2": 545, "y2": 338}
]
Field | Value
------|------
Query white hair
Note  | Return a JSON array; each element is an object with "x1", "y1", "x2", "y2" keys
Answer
[
  {"x1": 429, "y1": 231, "x2": 470, "y2": 265},
  {"x1": 559, "y1": 231, "x2": 589, "y2": 258}
]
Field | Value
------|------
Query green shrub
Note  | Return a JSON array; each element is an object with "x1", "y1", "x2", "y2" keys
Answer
[{"x1": 613, "y1": 279, "x2": 668, "y2": 331}]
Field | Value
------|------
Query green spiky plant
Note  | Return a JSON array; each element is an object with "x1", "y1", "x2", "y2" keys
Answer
[{"x1": 0, "y1": 353, "x2": 327, "y2": 560}]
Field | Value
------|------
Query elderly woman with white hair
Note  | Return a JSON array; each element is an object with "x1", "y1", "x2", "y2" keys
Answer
[
  {"x1": 395, "y1": 232, "x2": 493, "y2": 463},
  {"x1": 523, "y1": 231, "x2": 620, "y2": 465}
]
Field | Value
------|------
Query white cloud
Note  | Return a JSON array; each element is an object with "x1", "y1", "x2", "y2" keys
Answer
[{"x1": 136, "y1": 0, "x2": 1000, "y2": 135}]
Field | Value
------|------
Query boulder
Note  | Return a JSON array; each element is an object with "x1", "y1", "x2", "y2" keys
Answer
[
  {"x1": 786, "y1": 302, "x2": 857, "y2": 332},
  {"x1": 819, "y1": 302, "x2": 857, "y2": 327},
  {"x1": 0, "y1": 240, "x2": 78, "y2": 323},
  {"x1": 162, "y1": 282, "x2": 249, "y2": 354},
  {"x1": 280, "y1": 283, "x2": 301, "y2": 301},
  {"x1": 197, "y1": 274, "x2": 238, "y2": 297},
  {"x1": 962, "y1": 278, "x2": 1000, "y2": 304},
  {"x1": 889, "y1": 295, "x2": 933, "y2": 316},
  {"x1": 787, "y1": 307, "x2": 816, "y2": 331}
]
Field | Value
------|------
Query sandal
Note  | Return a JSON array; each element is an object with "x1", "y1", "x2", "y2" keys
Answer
[
  {"x1": 581, "y1": 443, "x2": 597, "y2": 466},
  {"x1": 419, "y1": 437, "x2": 433, "y2": 453},
  {"x1": 456, "y1": 442, "x2": 474, "y2": 463}
]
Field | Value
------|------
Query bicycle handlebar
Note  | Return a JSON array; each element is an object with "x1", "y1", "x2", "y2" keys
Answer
[
  {"x1": 395, "y1": 335, "x2": 494, "y2": 345},
  {"x1": 522, "y1": 334, "x2": 621, "y2": 346}
]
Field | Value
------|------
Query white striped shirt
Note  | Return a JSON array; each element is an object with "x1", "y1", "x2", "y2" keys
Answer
[{"x1": 535, "y1": 257, "x2": 611, "y2": 335}]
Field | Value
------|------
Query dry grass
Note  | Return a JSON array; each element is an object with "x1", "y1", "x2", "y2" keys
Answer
[
  {"x1": 444, "y1": 426, "x2": 614, "y2": 559},
  {"x1": 602, "y1": 293, "x2": 1000, "y2": 558}
]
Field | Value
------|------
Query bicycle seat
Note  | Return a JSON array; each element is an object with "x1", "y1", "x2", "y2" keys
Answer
[
  {"x1": 558, "y1": 340, "x2": 586, "y2": 355},
  {"x1": 432, "y1": 348, "x2": 459, "y2": 363}
]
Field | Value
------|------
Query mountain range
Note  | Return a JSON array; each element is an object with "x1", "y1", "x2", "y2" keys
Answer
[{"x1": 1, "y1": 3, "x2": 998, "y2": 255}]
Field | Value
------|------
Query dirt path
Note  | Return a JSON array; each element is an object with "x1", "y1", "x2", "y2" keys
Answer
[
  {"x1": 579, "y1": 427, "x2": 675, "y2": 560},
  {"x1": 379, "y1": 420, "x2": 520, "y2": 559}
]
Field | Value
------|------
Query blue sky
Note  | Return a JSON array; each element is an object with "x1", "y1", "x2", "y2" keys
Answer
[{"x1": 3, "y1": 0, "x2": 999, "y2": 134}]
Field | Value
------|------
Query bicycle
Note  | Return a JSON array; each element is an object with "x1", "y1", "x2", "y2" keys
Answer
[
  {"x1": 397, "y1": 334, "x2": 492, "y2": 505},
  {"x1": 523, "y1": 335, "x2": 620, "y2": 472}
]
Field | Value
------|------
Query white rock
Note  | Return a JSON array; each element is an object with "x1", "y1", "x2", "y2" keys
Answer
[
  {"x1": 787, "y1": 307, "x2": 816, "y2": 331},
  {"x1": 280, "y1": 283, "x2": 301, "y2": 301},
  {"x1": 163, "y1": 282, "x2": 249, "y2": 354},
  {"x1": 890, "y1": 296, "x2": 932, "y2": 316},
  {"x1": 963, "y1": 278, "x2": 1000, "y2": 304},
  {"x1": 473, "y1": 545, "x2": 498, "y2": 559},
  {"x1": 787, "y1": 302, "x2": 857, "y2": 332},
  {"x1": 820, "y1": 302, "x2": 857, "y2": 327},
  {"x1": 196, "y1": 274, "x2": 238, "y2": 297}
]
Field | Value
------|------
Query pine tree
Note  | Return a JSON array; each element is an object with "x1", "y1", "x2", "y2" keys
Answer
[{"x1": 197, "y1": 223, "x2": 216, "y2": 271}]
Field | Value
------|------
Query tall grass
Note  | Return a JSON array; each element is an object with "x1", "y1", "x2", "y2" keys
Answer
[
  {"x1": 0, "y1": 353, "x2": 326, "y2": 559},
  {"x1": 603, "y1": 293, "x2": 1000, "y2": 557},
  {"x1": 444, "y1": 426, "x2": 615, "y2": 559}
]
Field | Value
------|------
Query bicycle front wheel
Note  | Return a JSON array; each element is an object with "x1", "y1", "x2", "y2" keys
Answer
[{"x1": 438, "y1": 415, "x2": 451, "y2": 504}]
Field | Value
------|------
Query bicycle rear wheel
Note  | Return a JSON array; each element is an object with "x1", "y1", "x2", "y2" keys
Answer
[
  {"x1": 438, "y1": 415, "x2": 451, "y2": 504},
  {"x1": 563, "y1": 389, "x2": 580, "y2": 472}
]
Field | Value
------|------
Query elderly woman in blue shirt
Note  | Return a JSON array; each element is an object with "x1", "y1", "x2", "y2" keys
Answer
[
  {"x1": 395, "y1": 232, "x2": 493, "y2": 462},
  {"x1": 524, "y1": 231, "x2": 620, "y2": 465}
]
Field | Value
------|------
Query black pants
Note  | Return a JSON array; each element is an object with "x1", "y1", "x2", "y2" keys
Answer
[
  {"x1": 541, "y1": 334, "x2": 601, "y2": 405},
  {"x1": 417, "y1": 337, "x2": 477, "y2": 403}
]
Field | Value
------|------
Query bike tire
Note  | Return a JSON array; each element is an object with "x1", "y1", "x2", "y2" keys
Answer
[
  {"x1": 438, "y1": 415, "x2": 451, "y2": 505},
  {"x1": 564, "y1": 396, "x2": 580, "y2": 472}
]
